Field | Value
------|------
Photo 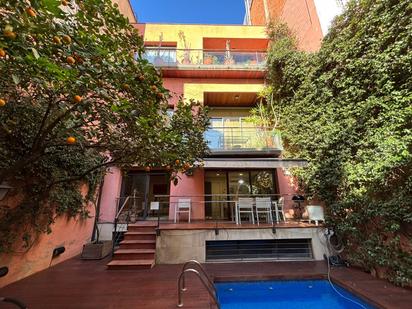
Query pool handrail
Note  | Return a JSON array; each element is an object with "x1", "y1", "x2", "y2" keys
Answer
[
  {"x1": 180, "y1": 260, "x2": 215, "y2": 293},
  {"x1": 177, "y1": 268, "x2": 220, "y2": 308}
]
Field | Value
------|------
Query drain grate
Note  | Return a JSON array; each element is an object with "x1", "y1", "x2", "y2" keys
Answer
[{"x1": 206, "y1": 239, "x2": 313, "y2": 261}]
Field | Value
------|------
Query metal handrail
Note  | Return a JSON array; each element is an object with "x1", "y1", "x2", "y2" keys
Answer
[
  {"x1": 180, "y1": 260, "x2": 215, "y2": 293},
  {"x1": 177, "y1": 269, "x2": 220, "y2": 308},
  {"x1": 115, "y1": 196, "x2": 130, "y2": 220}
]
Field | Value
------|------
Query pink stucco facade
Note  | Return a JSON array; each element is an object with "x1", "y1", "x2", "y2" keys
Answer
[
  {"x1": 169, "y1": 169, "x2": 205, "y2": 221},
  {"x1": 0, "y1": 190, "x2": 95, "y2": 288},
  {"x1": 98, "y1": 167, "x2": 123, "y2": 223}
]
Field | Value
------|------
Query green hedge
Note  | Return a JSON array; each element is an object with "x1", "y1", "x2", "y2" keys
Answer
[{"x1": 266, "y1": 0, "x2": 412, "y2": 286}]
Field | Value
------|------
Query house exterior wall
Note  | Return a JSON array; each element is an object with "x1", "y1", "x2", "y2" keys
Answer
[
  {"x1": 142, "y1": 23, "x2": 267, "y2": 50},
  {"x1": 0, "y1": 189, "x2": 95, "y2": 288},
  {"x1": 169, "y1": 169, "x2": 205, "y2": 221},
  {"x1": 156, "y1": 227, "x2": 327, "y2": 263},
  {"x1": 249, "y1": 0, "x2": 323, "y2": 52},
  {"x1": 112, "y1": 0, "x2": 137, "y2": 24}
]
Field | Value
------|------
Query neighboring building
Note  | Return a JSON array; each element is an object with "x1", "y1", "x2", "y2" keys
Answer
[
  {"x1": 112, "y1": 0, "x2": 138, "y2": 23},
  {"x1": 244, "y1": 0, "x2": 347, "y2": 51},
  {"x1": 100, "y1": 23, "x2": 326, "y2": 269}
]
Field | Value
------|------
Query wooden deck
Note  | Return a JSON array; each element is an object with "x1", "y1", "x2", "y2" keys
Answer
[{"x1": 1, "y1": 257, "x2": 411, "y2": 309}]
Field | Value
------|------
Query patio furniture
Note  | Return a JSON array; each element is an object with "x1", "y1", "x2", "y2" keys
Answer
[
  {"x1": 174, "y1": 199, "x2": 191, "y2": 223},
  {"x1": 306, "y1": 205, "x2": 324, "y2": 226},
  {"x1": 272, "y1": 197, "x2": 286, "y2": 223},
  {"x1": 236, "y1": 197, "x2": 255, "y2": 225},
  {"x1": 255, "y1": 197, "x2": 273, "y2": 225}
]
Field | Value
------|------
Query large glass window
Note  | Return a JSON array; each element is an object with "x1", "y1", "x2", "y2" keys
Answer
[{"x1": 204, "y1": 169, "x2": 277, "y2": 220}]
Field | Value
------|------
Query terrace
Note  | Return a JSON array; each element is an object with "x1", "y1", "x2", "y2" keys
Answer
[
  {"x1": 143, "y1": 47, "x2": 267, "y2": 78},
  {"x1": 1, "y1": 257, "x2": 410, "y2": 309}
]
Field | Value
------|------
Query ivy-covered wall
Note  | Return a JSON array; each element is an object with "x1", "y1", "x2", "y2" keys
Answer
[{"x1": 265, "y1": 0, "x2": 411, "y2": 286}]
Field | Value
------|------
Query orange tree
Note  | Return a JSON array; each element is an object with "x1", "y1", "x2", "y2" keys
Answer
[{"x1": 0, "y1": 0, "x2": 208, "y2": 252}]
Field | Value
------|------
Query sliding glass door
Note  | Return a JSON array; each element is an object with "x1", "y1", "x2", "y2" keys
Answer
[
  {"x1": 204, "y1": 169, "x2": 278, "y2": 220},
  {"x1": 120, "y1": 172, "x2": 170, "y2": 220}
]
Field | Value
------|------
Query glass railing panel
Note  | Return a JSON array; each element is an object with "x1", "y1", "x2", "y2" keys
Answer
[
  {"x1": 204, "y1": 127, "x2": 282, "y2": 151},
  {"x1": 143, "y1": 48, "x2": 267, "y2": 67}
]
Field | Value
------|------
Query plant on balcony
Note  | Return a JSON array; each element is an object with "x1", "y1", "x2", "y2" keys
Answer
[
  {"x1": 203, "y1": 54, "x2": 213, "y2": 65},
  {"x1": 265, "y1": 0, "x2": 411, "y2": 287},
  {"x1": 178, "y1": 31, "x2": 191, "y2": 64},
  {"x1": 0, "y1": 0, "x2": 208, "y2": 254}
]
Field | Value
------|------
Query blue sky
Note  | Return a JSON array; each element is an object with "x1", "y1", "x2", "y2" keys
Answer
[{"x1": 130, "y1": 0, "x2": 246, "y2": 24}]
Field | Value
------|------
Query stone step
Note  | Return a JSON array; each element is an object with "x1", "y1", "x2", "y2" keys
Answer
[
  {"x1": 123, "y1": 231, "x2": 156, "y2": 241},
  {"x1": 128, "y1": 222, "x2": 158, "y2": 227},
  {"x1": 107, "y1": 259, "x2": 155, "y2": 270},
  {"x1": 113, "y1": 249, "x2": 155, "y2": 260},
  {"x1": 127, "y1": 226, "x2": 157, "y2": 232},
  {"x1": 119, "y1": 240, "x2": 156, "y2": 250}
]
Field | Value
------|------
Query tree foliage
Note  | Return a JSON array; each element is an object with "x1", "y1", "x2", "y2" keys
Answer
[
  {"x1": 0, "y1": 0, "x2": 208, "y2": 252},
  {"x1": 265, "y1": 0, "x2": 412, "y2": 286}
]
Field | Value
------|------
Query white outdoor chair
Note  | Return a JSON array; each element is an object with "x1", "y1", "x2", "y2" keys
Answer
[
  {"x1": 236, "y1": 198, "x2": 255, "y2": 225},
  {"x1": 255, "y1": 197, "x2": 273, "y2": 225},
  {"x1": 306, "y1": 205, "x2": 324, "y2": 226},
  {"x1": 272, "y1": 197, "x2": 286, "y2": 223},
  {"x1": 174, "y1": 199, "x2": 191, "y2": 223}
]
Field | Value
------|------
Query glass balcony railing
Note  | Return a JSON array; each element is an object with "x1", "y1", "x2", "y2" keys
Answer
[
  {"x1": 204, "y1": 127, "x2": 282, "y2": 152},
  {"x1": 144, "y1": 48, "x2": 267, "y2": 67}
]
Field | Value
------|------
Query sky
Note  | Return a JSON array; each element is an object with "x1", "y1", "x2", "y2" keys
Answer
[{"x1": 131, "y1": 0, "x2": 246, "y2": 24}]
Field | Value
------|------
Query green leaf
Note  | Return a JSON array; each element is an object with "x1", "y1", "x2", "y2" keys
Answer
[
  {"x1": 12, "y1": 74, "x2": 20, "y2": 85},
  {"x1": 31, "y1": 48, "x2": 40, "y2": 59}
]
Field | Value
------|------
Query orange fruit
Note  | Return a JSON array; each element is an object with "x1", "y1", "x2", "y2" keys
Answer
[
  {"x1": 138, "y1": 75, "x2": 145, "y2": 81},
  {"x1": 0, "y1": 49, "x2": 6, "y2": 57},
  {"x1": 3, "y1": 31, "x2": 16, "y2": 39},
  {"x1": 175, "y1": 159, "x2": 180, "y2": 165},
  {"x1": 62, "y1": 35, "x2": 71, "y2": 44},
  {"x1": 66, "y1": 56, "x2": 75, "y2": 64},
  {"x1": 26, "y1": 7, "x2": 36, "y2": 17},
  {"x1": 151, "y1": 85, "x2": 158, "y2": 91},
  {"x1": 66, "y1": 136, "x2": 76, "y2": 144},
  {"x1": 53, "y1": 36, "x2": 61, "y2": 44},
  {"x1": 144, "y1": 166, "x2": 151, "y2": 172},
  {"x1": 183, "y1": 163, "x2": 191, "y2": 169},
  {"x1": 0, "y1": 99, "x2": 6, "y2": 107},
  {"x1": 61, "y1": 0, "x2": 68, "y2": 5},
  {"x1": 73, "y1": 95, "x2": 82, "y2": 103}
]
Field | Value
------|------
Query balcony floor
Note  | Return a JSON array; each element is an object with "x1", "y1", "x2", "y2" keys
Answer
[
  {"x1": 1, "y1": 257, "x2": 410, "y2": 308},
  {"x1": 157, "y1": 220, "x2": 320, "y2": 230}
]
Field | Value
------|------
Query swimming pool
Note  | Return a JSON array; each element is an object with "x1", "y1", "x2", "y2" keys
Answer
[{"x1": 216, "y1": 279, "x2": 376, "y2": 309}]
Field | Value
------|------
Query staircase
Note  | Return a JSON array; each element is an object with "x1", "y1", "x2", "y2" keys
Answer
[{"x1": 107, "y1": 222, "x2": 157, "y2": 270}]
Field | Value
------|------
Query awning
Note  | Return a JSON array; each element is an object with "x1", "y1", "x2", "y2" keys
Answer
[{"x1": 203, "y1": 158, "x2": 308, "y2": 169}]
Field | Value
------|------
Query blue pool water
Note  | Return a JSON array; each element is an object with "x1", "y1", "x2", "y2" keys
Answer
[{"x1": 216, "y1": 280, "x2": 376, "y2": 309}]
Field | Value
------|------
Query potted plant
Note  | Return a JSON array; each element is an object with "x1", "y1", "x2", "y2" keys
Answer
[
  {"x1": 204, "y1": 54, "x2": 213, "y2": 64},
  {"x1": 178, "y1": 31, "x2": 191, "y2": 64}
]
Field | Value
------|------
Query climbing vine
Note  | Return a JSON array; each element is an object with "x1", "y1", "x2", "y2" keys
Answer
[
  {"x1": 0, "y1": 0, "x2": 208, "y2": 253},
  {"x1": 264, "y1": 0, "x2": 412, "y2": 286}
]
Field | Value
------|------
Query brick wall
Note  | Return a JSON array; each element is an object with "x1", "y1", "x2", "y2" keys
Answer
[{"x1": 249, "y1": 0, "x2": 323, "y2": 52}]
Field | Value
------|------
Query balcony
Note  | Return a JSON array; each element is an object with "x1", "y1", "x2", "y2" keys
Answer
[
  {"x1": 204, "y1": 126, "x2": 282, "y2": 156},
  {"x1": 143, "y1": 48, "x2": 267, "y2": 78}
]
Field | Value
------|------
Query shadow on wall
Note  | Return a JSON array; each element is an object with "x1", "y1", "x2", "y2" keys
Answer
[{"x1": 0, "y1": 207, "x2": 95, "y2": 288}]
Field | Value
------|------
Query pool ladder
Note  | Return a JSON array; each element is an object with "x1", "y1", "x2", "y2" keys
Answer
[{"x1": 177, "y1": 260, "x2": 220, "y2": 308}]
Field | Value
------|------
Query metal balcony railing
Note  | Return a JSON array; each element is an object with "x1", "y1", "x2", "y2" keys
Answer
[
  {"x1": 204, "y1": 127, "x2": 282, "y2": 152},
  {"x1": 144, "y1": 48, "x2": 267, "y2": 67}
]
